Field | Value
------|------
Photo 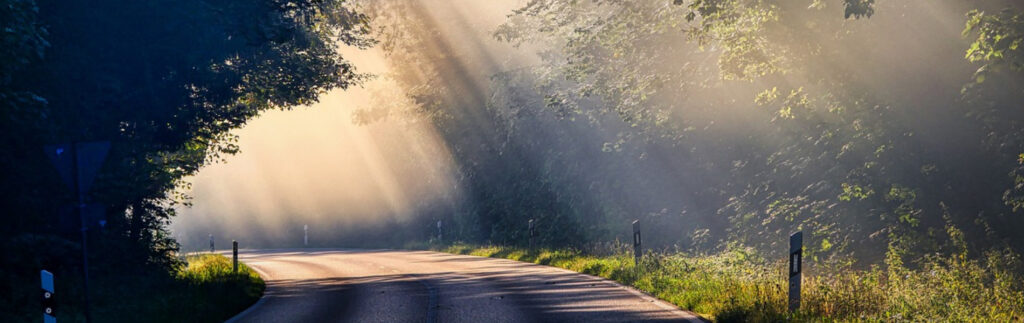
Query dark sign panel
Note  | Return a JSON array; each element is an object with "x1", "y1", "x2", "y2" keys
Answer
[{"x1": 44, "y1": 141, "x2": 110, "y2": 194}]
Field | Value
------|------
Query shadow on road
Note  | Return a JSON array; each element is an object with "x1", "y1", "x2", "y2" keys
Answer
[{"x1": 232, "y1": 250, "x2": 699, "y2": 322}]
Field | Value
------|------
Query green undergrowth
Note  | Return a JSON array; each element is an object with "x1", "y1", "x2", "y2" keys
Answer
[
  {"x1": 430, "y1": 243, "x2": 1024, "y2": 322},
  {"x1": 90, "y1": 253, "x2": 264, "y2": 322},
  {"x1": 1, "y1": 251, "x2": 264, "y2": 322},
  {"x1": 165, "y1": 253, "x2": 265, "y2": 322}
]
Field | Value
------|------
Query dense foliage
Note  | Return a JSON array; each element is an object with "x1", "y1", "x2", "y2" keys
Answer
[
  {"x1": 4, "y1": 0, "x2": 1024, "y2": 319},
  {"x1": 362, "y1": 0, "x2": 1024, "y2": 269},
  {"x1": 1, "y1": 0, "x2": 368, "y2": 319}
]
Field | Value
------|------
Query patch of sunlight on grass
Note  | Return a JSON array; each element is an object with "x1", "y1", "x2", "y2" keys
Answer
[{"x1": 428, "y1": 243, "x2": 1024, "y2": 322}]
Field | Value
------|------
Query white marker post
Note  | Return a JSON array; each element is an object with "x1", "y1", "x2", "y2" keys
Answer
[
  {"x1": 41, "y1": 270, "x2": 55, "y2": 323},
  {"x1": 304, "y1": 224, "x2": 308, "y2": 247},
  {"x1": 789, "y1": 231, "x2": 803, "y2": 312},
  {"x1": 437, "y1": 220, "x2": 443, "y2": 243},
  {"x1": 632, "y1": 220, "x2": 642, "y2": 266},
  {"x1": 528, "y1": 219, "x2": 536, "y2": 250}
]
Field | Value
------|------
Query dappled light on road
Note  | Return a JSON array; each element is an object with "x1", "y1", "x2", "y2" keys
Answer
[{"x1": 230, "y1": 249, "x2": 700, "y2": 322}]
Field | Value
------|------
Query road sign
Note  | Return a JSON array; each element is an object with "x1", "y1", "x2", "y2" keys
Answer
[
  {"x1": 44, "y1": 141, "x2": 110, "y2": 194},
  {"x1": 44, "y1": 144, "x2": 74, "y2": 192},
  {"x1": 44, "y1": 141, "x2": 109, "y2": 323},
  {"x1": 41, "y1": 270, "x2": 56, "y2": 323},
  {"x1": 58, "y1": 204, "x2": 106, "y2": 233},
  {"x1": 789, "y1": 231, "x2": 803, "y2": 312}
]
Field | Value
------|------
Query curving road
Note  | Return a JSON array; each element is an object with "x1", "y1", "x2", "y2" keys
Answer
[{"x1": 225, "y1": 249, "x2": 704, "y2": 323}]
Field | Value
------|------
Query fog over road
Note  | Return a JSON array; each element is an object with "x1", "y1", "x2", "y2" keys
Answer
[{"x1": 226, "y1": 249, "x2": 703, "y2": 322}]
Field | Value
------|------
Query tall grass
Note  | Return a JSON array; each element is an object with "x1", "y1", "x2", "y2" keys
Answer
[
  {"x1": 167, "y1": 254, "x2": 265, "y2": 322},
  {"x1": 435, "y1": 243, "x2": 1024, "y2": 322},
  {"x1": 0, "y1": 233, "x2": 265, "y2": 322},
  {"x1": 85, "y1": 253, "x2": 265, "y2": 322}
]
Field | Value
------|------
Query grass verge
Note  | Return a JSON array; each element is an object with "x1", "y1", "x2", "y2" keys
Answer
[
  {"x1": 430, "y1": 243, "x2": 1024, "y2": 322},
  {"x1": 167, "y1": 253, "x2": 266, "y2": 321},
  {"x1": 0, "y1": 235, "x2": 265, "y2": 322},
  {"x1": 88, "y1": 253, "x2": 264, "y2": 322}
]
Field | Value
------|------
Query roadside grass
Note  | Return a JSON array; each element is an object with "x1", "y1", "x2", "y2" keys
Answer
[
  {"x1": 1, "y1": 249, "x2": 264, "y2": 322},
  {"x1": 167, "y1": 253, "x2": 265, "y2": 322},
  {"x1": 87, "y1": 253, "x2": 264, "y2": 322},
  {"x1": 432, "y1": 243, "x2": 1024, "y2": 322}
]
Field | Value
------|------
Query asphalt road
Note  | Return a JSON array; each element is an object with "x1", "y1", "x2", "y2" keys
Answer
[{"x1": 225, "y1": 249, "x2": 704, "y2": 323}]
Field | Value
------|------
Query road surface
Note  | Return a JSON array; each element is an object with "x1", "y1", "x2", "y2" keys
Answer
[{"x1": 226, "y1": 249, "x2": 704, "y2": 322}]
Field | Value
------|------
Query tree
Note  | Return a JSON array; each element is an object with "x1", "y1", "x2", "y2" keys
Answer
[{"x1": 1, "y1": 0, "x2": 373, "y2": 319}]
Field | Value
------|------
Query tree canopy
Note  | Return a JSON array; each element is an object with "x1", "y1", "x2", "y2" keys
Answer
[
  {"x1": 0, "y1": 0, "x2": 371, "y2": 319},
  {"x1": 356, "y1": 0, "x2": 1024, "y2": 266},
  {"x1": 4, "y1": 2, "x2": 1024, "y2": 319}
]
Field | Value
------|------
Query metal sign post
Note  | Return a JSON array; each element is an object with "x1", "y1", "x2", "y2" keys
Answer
[
  {"x1": 632, "y1": 220, "x2": 642, "y2": 266},
  {"x1": 789, "y1": 231, "x2": 803, "y2": 312},
  {"x1": 41, "y1": 270, "x2": 56, "y2": 323},
  {"x1": 232, "y1": 240, "x2": 239, "y2": 273},
  {"x1": 44, "y1": 141, "x2": 110, "y2": 323}
]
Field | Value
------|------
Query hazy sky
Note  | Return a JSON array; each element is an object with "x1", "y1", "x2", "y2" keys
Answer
[
  {"x1": 169, "y1": 45, "x2": 460, "y2": 249},
  {"x1": 169, "y1": 0, "x2": 979, "y2": 251},
  {"x1": 168, "y1": 0, "x2": 529, "y2": 250}
]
